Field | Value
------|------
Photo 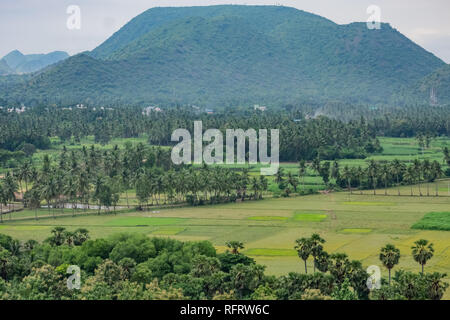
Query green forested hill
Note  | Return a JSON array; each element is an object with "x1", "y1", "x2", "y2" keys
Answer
[
  {"x1": 0, "y1": 59, "x2": 13, "y2": 76},
  {"x1": 409, "y1": 64, "x2": 450, "y2": 104},
  {"x1": 0, "y1": 5, "x2": 446, "y2": 106}
]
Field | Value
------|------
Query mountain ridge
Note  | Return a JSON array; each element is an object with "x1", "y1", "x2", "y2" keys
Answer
[
  {"x1": 0, "y1": 50, "x2": 69, "y2": 74},
  {"x1": 0, "y1": 5, "x2": 448, "y2": 106}
]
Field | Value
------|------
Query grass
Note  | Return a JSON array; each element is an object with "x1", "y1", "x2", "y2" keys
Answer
[
  {"x1": 1, "y1": 136, "x2": 450, "y2": 298},
  {"x1": 340, "y1": 228, "x2": 372, "y2": 234},
  {"x1": 247, "y1": 216, "x2": 289, "y2": 221},
  {"x1": 105, "y1": 217, "x2": 185, "y2": 227},
  {"x1": 1, "y1": 182, "x2": 450, "y2": 298},
  {"x1": 151, "y1": 227, "x2": 186, "y2": 235},
  {"x1": 292, "y1": 212, "x2": 327, "y2": 222},
  {"x1": 412, "y1": 212, "x2": 450, "y2": 231},
  {"x1": 341, "y1": 201, "x2": 396, "y2": 206},
  {"x1": 244, "y1": 248, "x2": 297, "y2": 256}
]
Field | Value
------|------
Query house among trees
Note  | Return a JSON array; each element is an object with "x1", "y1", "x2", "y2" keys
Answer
[{"x1": 254, "y1": 104, "x2": 267, "y2": 111}]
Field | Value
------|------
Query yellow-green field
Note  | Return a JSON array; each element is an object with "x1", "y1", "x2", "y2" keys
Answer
[{"x1": 1, "y1": 180, "x2": 449, "y2": 297}]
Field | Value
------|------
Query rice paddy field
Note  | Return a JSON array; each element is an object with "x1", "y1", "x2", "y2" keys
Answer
[
  {"x1": 0, "y1": 135, "x2": 449, "y2": 297},
  {"x1": 1, "y1": 180, "x2": 449, "y2": 297}
]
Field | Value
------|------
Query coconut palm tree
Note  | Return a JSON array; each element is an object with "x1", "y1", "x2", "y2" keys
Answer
[
  {"x1": 275, "y1": 167, "x2": 284, "y2": 185},
  {"x1": 0, "y1": 184, "x2": 6, "y2": 223},
  {"x1": 356, "y1": 166, "x2": 365, "y2": 195},
  {"x1": 380, "y1": 163, "x2": 392, "y2": 196},
  {"x1": 287, "y1": 172, "x2": 298, "y2": 192},
  {"x1": 341, "y1": 166, "x2": 352, "y2": 194},
  {"x1": 3, "y1": 172, "x2": 18, "y2": 219},
  {"x1": 41, "y1": 175, "x2": 57, "y2": 218},
  {"x1": 295, "y1": 237, "x2": 312, "y2": 274},
  {"x1": 298, "y1": 160, "x2": 307, "y2": 190},
  {"x1": 403, "y1": 166, "x2": 415, "y2": 196},
  {"x1": 422, "y1": 160, "x2": 432, "y2": 196},
  {"x1": 390, "y1": 159, "x2": 405, "y2": 196},
  {"x1": 413, "y1": 159, "x2": 423, "y2": 196},
  {"x1": 379, "y1": 244, "x2": 400, "y2": 285},
  {"x1": 431, "y1": 161, "x2": 443, "y2": 197},
  {"x1": 412, "y1": 239, "x2": 434, "y2": 274},
  {"x1": 367, "y1": 160, "x2": 378, "y2": 195}
]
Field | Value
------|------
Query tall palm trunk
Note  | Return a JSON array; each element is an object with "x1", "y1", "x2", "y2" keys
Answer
[
  {"x1": 125, "y1": 190, "x2": 130, "y2": 208},
  {"x1": 388, "y1": 268, "x2": 391, "y2": 285}
]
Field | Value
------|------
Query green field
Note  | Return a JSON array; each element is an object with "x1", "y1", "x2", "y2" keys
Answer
[
  {"x1": 412, "y1": 212, "x2": 450, "y2": 231},
  {"x1": 1, "y1": 135, "x2": 450, "y2": 298},
  {"x1": 1, "y1": 180, "x2": 450, "y2": 297}
]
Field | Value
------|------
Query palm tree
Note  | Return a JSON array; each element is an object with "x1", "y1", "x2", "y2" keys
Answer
[
  {"x1": 251, "y1": 177, "x2": 259, "y2": 199},
  {"x1": 390, "y1": 159, "x2": 405, "y2": 196},
  {"x1": 3, "y1": 172, "x2": 18, "y2": 219},
  {"x1": 422, "y1": 160, "x2": 431, "y2": 196},
  {"x1": 380, "y1": 163, "x2": 391, "y2": 196},
  {"x1": 379, "y1": 244, "x2": 400, "y2": 285},
  {"x1": 287, "y1": 172, "x2": 298, "y2": 192},
  {"x1": 226, "y1": 241, "x2": 244, "y2": 255},
  {"x1": 412, "y1": 239, "x2": 434, "y2": 274},
  {"x1": 41, "y1": 175, "x2": 57, "y2": 218},
  {"x1": 298, "y1": 160, "x2": 306, "y2": 190},
  {"x1": 431, "y1": 161, "x2": 443, "y2": 197},
  {"x1": 275, "y1": 167, "x2": 284, "y2": 185},
  {"x1": 413, "y1": 159, "x2": 423, "y2": 196},
  {"x1": 403, "y1": 166, "x2": 415, "y2": 196},
  {"x1": 0, "y1": 184, "x2": 6, "y2": 223},
  {"x1": 258, "y1": 176, "x2": 268, "y2": 199},
  {"x1": 64, "y1": 176, "x2": 78, "y2": 217},
  {"x1": 26, "y1": 188, "x2": 42, "y2": 220},
  {"x1": 341, "y1": 166, "x2": 352, "y2": 194},
  {"x1": 311, "y1": 156, "x2": 321, "y2": 176},
  {"x1": 356, "y1": 166, "x2": 365, "y2": 195},
  {"x1": 309, "y1": 234, "x2": 325, "y2": 273},
  {"x1": 51, "y1": 227, "x2": 67, "y2": 246},
  {"x1": 295, "y1": 237, "x2": 312, "y2": 274},
  {"x1": 367, "y1": 160, "x2": 378, "y2": 195}
]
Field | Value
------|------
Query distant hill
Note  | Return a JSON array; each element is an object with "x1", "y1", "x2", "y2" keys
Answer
[
  {"x1": 0, "y1": 59, "x2": 13, "y2": 76},
  {"x1": 0, "y1": 5, "x2": 447, "y2": 106},
  {"x1": 0, "y1": 50, "x2": 69, "y2": 74},
  {"x1": 411, "y1": 64, "x2": 450, "y2": 104}
]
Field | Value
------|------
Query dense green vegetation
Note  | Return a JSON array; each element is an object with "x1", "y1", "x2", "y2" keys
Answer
[
  {"x1": 412, "y1": 212, "x2": 450, "y2": 231},
  {"x1": 0, "y1": 5, "x2": 446, "y2": 106},
  {"x1": 0, "y1": 230, "x2": 447, "y2": 300},
  {"x1": 0, "y1": 106, "x2": 384, "y2": 168}
]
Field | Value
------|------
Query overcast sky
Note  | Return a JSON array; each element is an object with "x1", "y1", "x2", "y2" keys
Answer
[{"x1": 1, "y1": 0, "x2": 449, "y2": 62}]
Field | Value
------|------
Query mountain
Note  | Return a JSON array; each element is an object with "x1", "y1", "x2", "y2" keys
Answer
[
  {"x1": 410, "y1": 64, "x2": 450, "y2": 104},
  {"x1": 0, "y1": 5, "x2": 446, "y2": 106},
  {"x1": 1, "y1": 50, "x2": 69, "y2": 74},
  {"x1": 0, "y1": 59, "x2": 13, "y2": 76}
]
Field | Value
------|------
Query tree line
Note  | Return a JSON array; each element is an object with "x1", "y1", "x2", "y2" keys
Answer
[
  {"x1": 0, "y1": 143, "x2": 269, "y2": 221},
  {"x1": 274, "y1": 156, "x2": 449, "y2": 197},
  {"x1": 0, "y1": 231, "x2": 446, "y2": 300}
]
